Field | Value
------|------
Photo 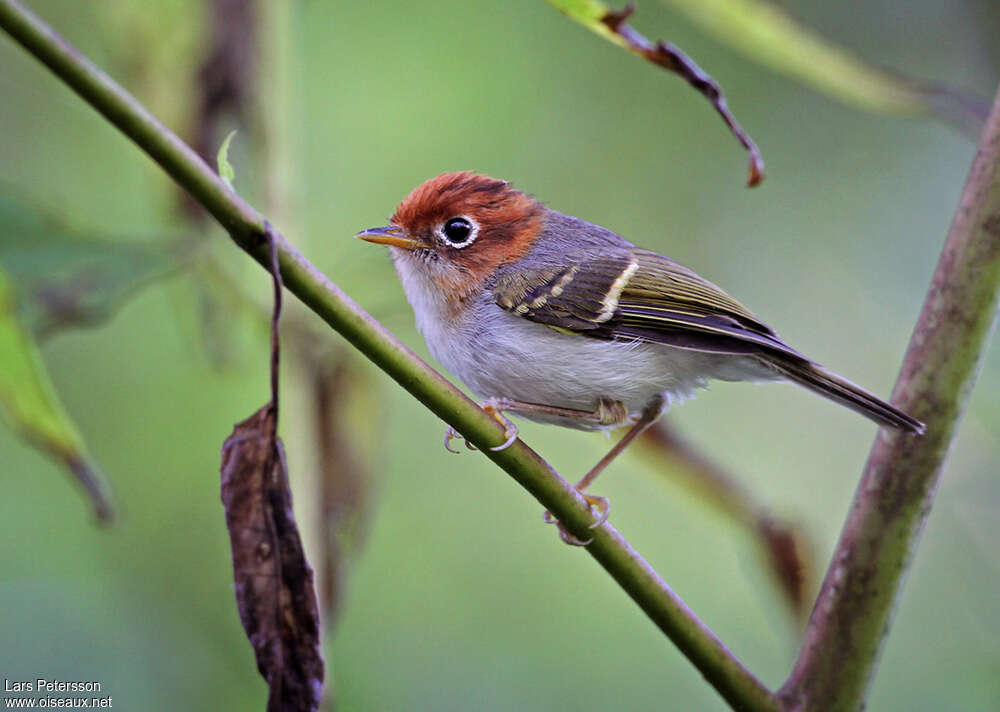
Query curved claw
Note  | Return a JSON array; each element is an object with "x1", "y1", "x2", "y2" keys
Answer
[
  {"x1": 479, "y1": 400, "x2": 518, "y2": 451},
  {"x1": 541, "y1": 510, "x2": 593, "y2": 546},
  {"x1": 444, "y1": 426, "x2": 482, "y2": 453},
  {"x1": 584, "y1": 495, "x2": 610, "y2": 529},
  {"x1": 489, "y1": 421, "x2": 519, "y2": 451},
  {"x1": 443, "y1": 427, "x2": 462, "y2": 454},
  {"x1": 557, "y1": 527, "x2": 593, "y2": 547},
  {"x1": 541, "y1": 494, "x2": 608, "y2": 546},
  {"x1": 444, "y1": 398, "x2": 519, "y2": 454}
]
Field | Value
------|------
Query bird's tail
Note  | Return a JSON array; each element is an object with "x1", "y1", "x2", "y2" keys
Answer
[{"x1": 767, "y1": 359, "x2": 925, "y2": 434}]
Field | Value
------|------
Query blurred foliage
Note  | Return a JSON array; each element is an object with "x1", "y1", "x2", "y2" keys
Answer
[
  {"x1": 0, "y1": 263, "x2": 112, "y2": 520},
  {"x1": 638, "y1": 420, "x2": 815, "y2": 620},
  {"x1": 0, "y1": 194, "x2": 181, "y2": 523},
  {"x1": 659, "y1": 0, "x2": 987, "y2": 131},
  {"x1": 1, "y1": 0, "x2": 998, "y2": 711},
  {"x1": 0, "y1": 195, "x2": 178, "y2": 337},
  {"x1": 92, "y1": 0, "x2": 202, "y2": 133}
]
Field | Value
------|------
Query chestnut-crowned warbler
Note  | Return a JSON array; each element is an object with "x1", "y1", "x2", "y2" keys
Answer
[{"x1": 358, "y1": 172, "x2": 923, "y2": 537}]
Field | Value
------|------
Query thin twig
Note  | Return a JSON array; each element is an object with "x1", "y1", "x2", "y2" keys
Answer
[
  {"x1": 780, "y1": 83, "x2": 1000, "y2": 711},
  {"x1": 266, "y1": 224, "x2": 282, "y2": 419},
  {"x1": 0, "y1": 1, "x2": 778, "y2": 709}
]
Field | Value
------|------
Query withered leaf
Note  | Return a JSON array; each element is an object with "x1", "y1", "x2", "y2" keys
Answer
[
  {"x1": 220, "y1": 405, "x2": 324, "y2": 712},
  {"x1": 601, "y1": 3, "x2": 765, "y2": 187}
]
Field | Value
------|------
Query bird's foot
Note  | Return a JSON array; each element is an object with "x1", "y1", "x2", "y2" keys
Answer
[
  {"x1": 543, "y1": 493, "x2": 610, "y2": 546},
  {"x1": 443, "y1": 397, "x2": 519, "y2": 453},
  {"x1": 443, "y1": 426, "x2": 476, "y2": 453},
  {"x1": 444, "y1": 396, "x2": 629, "y2": 454}
]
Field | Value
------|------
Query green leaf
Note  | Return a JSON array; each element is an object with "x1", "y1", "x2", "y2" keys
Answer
[
  {"x1": 0, "y1": 195, "x2": 178, "y2": 337},
  {"x1": 217, "y1": 129, "x2": 238, "y2": 190},
  {"x1": 658, "y1": 0, "x2": 985, "y2": 132},
  {"x1": 0, "y1": 266, "x2": 113, "y2": 521}
]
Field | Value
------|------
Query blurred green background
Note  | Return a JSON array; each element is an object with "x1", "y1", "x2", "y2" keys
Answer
[{"x1": 2, "y1": 0, "x2": 999, "y2": 709}]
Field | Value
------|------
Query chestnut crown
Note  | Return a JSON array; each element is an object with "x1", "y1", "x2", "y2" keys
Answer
[{"x1": 359, "y1": 172, "x2": 545, "y2": 280}]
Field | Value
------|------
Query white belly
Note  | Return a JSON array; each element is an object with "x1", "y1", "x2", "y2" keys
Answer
[{"x1": 424, "y1": 301, "x2": 769, "y2": 430}]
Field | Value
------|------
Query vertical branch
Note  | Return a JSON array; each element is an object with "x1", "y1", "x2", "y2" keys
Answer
[{"x1": 780, "y1": 83, "x2": 1000, "y2": 711}]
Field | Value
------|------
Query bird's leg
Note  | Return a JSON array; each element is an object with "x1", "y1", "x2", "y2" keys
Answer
[
  {"x1": 442, "y1": 395, "x2": 663, "y2": 547},
  {"x1": 575, "y1": 399, "x2": 663, "y2": 492},
  {"x1": 443, "y1": 396, "x2": 628, "y2": 453},
  {"x1": 545, "y1": 395, "x2": 666, "y2": 546}
]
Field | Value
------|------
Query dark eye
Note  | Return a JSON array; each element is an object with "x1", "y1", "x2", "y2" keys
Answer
[{"x1": 442, "y1": 217, "x2": 475, "y2": 245}]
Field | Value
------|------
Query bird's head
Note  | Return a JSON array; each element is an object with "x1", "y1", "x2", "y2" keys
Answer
[{"x1": 357, "y1": 172, "x2": 545, "y2": 306}]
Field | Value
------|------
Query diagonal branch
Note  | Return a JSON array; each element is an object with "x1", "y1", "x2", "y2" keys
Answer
[
  {"x1": 780, "y1": 83, "x2": 1000, "y2": 711},
  {"x1": 0, "y1": 1, "x2": 778, "y2": 709}
]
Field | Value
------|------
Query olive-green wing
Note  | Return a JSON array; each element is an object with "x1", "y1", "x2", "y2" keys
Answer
[{"x1": 492, "y1": 249, "x2": 804, "y2": 359}]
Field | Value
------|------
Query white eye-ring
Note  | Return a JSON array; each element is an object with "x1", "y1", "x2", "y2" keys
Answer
[{"x1": 437, "y1": 216, "x2": 479, "y2": 248}]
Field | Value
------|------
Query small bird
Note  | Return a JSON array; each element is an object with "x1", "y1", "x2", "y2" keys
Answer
[{"x1": 358, "y1": 172, "x2": 923, "y2": 540}]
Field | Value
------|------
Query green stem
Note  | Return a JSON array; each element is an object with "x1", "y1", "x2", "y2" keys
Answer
[
  {"x1": 780, "y1": 83, "x2": 1000, "y2": 710},
  {"x1": 0, "y1": 1, "x2": 778, "y2": 709}
]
